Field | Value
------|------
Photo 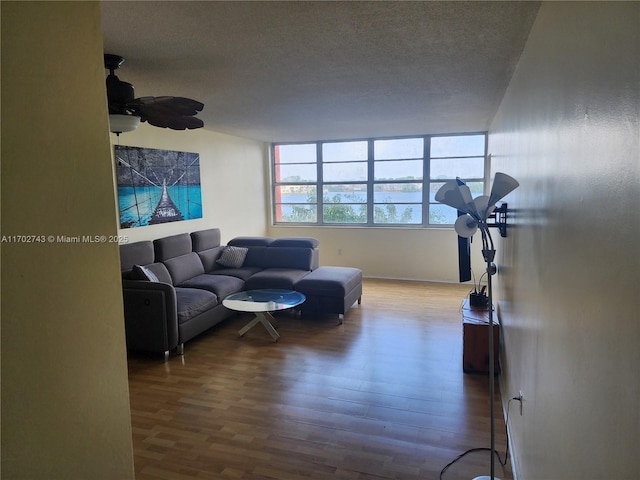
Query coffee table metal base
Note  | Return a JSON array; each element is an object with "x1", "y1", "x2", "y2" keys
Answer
[
  {"x1": 238, "y1": 311, "x2": 280, "y2": 342},
  {"x1": 224, "y1": 289, "x2": 305, "y2": 342}
]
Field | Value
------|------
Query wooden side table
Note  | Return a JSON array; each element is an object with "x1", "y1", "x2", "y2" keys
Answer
[{"x1": 462, "y1": 299, "x2": 500, "y2": 375}]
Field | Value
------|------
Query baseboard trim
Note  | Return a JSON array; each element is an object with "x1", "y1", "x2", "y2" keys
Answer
[{"x1": 363, "y1": 274, "x2": 472, "y2": 285}]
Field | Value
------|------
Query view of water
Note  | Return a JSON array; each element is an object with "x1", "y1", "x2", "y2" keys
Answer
[{"x1": 277, "y1": 191, "x2": 458, "y2": 224}]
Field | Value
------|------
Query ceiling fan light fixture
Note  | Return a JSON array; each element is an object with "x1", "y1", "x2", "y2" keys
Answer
[{"x1": 108, "y1": 114, "x2": 140, "y2": 134}]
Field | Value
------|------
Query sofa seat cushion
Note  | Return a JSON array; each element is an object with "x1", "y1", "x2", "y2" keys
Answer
[
  {"x1": 294, "y1": 266, "x2": 362, "y2": 297},
  {"x1": 179, "y1": 274, "x2": 245, "y2": 299},
  {"x1": 174, "y1": 287, "x2": 219, "y2": 324},
  {"x1": 244, "y1": 268, "x2": 311, "y2": 290},
  {"x1": 209, "y1": 266, "x2": 263, "y2": 281}
]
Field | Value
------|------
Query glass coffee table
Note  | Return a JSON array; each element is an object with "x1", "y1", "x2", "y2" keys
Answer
[{"x1": 222, "y1": 289, "x2": 306, "y2": 342}]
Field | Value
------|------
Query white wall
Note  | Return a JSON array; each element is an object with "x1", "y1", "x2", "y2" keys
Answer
[
  {"x1": 489, "y1": 2, "x2": 639, "y2": 479},
  {"x1": 111, "y1": 124, "x2": 268, "y2": 244},
  {"x1": 1, "y1": 2, "x2": 135, "y2": 478}
]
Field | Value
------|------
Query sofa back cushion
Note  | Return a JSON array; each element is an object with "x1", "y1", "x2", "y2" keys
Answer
[
  {"x1": 228, "y1": 237, "x2": 275, "y2": 248},
  {"x1": 263, "y1": 247, "x2": 316, "y2": 270},
  {"x1": 197, "y1": 246, "x2": 224, "y2": 272},
  {"x1": 154, "y1": 233, "x2": 192, "y2": 261},
  {"x1": 270, "y1": 237, "x2": 319, "y2": 249},
  {"x1": 191, "y1": 228, "x2": 221, "y2": 252},
  {"x1": 241, "y1": 246, "x2": 270, "y2": 268},
  {"x1": 120, "y1": 241, "x2": 154, "y2": 272},
  {"x1": 269, "y1": 237, "x2": 319, "y2": 269},
  {"x1": 227, "y1": 237, "x2": 274, "y2": 268},
  {"x1": 144, "y1": 262, "x2": 173, "y2": 284},
  {"x1": 225, "y1": 236, "x2": 320, "y2": 270},
  {"x1": 163, "y1": 252, "x2": 205, "y2": 285}
]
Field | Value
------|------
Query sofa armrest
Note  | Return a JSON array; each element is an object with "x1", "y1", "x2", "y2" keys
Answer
[{"x1": 121, "y1": 280, "x2": 179, "y2": 354}]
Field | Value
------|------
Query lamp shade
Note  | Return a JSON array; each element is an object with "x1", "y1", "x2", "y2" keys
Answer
[
  {"x1": 472, "y1": 195, "x2": 496, "y2": 221},
  {"x1": 487, "y1": 172, "x2": 519, "y2": 207},
  {"x1": 109, "y1": 114, "x2": 140, "y2": 134},
  {"x1": 435, "y1": 178, "x2": 478, "y2": 217},
  {"x1": 454, "y1": 214, "x2": 478, "y2": 238}
]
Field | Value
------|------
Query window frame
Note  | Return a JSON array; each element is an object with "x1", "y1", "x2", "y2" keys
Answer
[{"x1": 271, "y1": 132, "x2": 487, "y2": 227}]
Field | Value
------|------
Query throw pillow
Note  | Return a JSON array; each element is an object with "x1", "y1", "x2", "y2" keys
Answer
[
  {"x1": 132, "y1": 264, "x2": 159, "y2": 282},
  {"x1": 216, "y1": 246, "x2": 248, "y2": 268}
]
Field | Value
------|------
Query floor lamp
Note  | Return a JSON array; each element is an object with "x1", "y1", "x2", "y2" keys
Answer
[{"x1": 435, "y1": 172, "x2": 519, "y2": 480}]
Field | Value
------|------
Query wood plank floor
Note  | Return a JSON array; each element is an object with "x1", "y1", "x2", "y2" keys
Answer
[{"x1": 127, "y1": 279, "x2": 513, "y2": 480}]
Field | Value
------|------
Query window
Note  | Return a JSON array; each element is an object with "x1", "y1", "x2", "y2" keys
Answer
[
  {"x1": 373, "y1": 138, "x2": 424, "y2": 225},
  {"x1": 272, "y1": 133, "x2": 486, "y2": 226},
  {"x1": 429, "y1": 134, "x2": 487, "y2": 225},
  {"x1": 322, "y1": 141, "x2": 368, "y2": 224}
]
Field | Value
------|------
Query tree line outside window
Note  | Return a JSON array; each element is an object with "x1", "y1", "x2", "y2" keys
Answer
[{"x1": 272, "y1": 133, "x2": 487, "y2": 226}]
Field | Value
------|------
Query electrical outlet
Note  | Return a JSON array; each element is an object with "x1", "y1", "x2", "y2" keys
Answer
[{"x1": 517, "y1": 390, "x2": 523, "y2": 416}]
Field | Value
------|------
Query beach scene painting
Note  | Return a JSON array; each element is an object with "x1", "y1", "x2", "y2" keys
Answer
[{"x1": 115, "y1": 145, "x2": 202, "y2": 228}]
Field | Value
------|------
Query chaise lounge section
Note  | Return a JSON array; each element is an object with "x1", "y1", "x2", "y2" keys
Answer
[{"x1": 295, "y1": 266, "x2": 363, "y2": 322}]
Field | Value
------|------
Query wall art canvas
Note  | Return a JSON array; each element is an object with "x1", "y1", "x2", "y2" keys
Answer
[{"x1": 115, "y1": 145, "x2": 202, "y2": 228}]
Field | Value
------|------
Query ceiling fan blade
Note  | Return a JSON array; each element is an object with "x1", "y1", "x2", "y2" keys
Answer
[
  {"x1": 130, "y1": 96, "x2": 203, "y2": 116},
  {"x1": 144, "y1": 115, "x2": 203, "y2": 130},
  {"x1": 151, "y1": 96, "x2": 204, "y2": 116},
  {"x1": 128, "y1": 96, "x2": 204, "y2": 130},
  {"x1": 166, "y1": 116, "x2": 204, "y2": 130}
]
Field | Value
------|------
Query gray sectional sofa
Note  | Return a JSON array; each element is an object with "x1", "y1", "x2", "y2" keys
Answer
[{"x1": 119, "y1": 228, "x2": 362, "y2": 359}]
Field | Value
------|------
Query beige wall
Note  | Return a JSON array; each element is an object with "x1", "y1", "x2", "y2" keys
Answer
[
  {"x1": 112, "y1": 125, "x2": 474, "y2": 282},
  {"x1": 270, "y1": 225, "x2": 486, "y2": 282},
  {"x1": 1, "y1": 2, "x2": 135, "y2": 479},
  {"x1": 115, "y1": 128, "x2": 478, "y2": 282},
  {"x1": 112, "y1": 125, "x2": 268, "y2": 245},
  {"x1": 489, "y1": 2, "x2": 639, "y2": 479}
]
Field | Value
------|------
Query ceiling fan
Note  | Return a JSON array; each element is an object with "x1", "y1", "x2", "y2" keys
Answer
[{"x1": 104, "y1": 54, "x2": 204, "y2": 134}]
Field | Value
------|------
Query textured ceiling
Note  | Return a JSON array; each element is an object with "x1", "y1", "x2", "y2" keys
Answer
[{"x1": 100, "y1": 1, "x2": 540, "y2": 142}]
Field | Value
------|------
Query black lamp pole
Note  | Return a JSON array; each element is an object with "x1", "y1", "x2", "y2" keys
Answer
[{"x1": 475, "y1": 224, "x2": 498, "y2": 480}]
